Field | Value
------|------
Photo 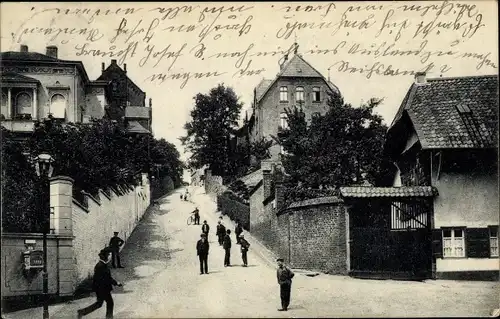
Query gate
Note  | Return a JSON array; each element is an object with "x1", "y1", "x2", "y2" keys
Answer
[{"x1": 347, "y1": 197, "x2": 433, "y2": 280}]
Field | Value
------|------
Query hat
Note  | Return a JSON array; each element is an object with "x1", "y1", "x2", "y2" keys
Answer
[
  {"x1": 114, "y1": 232, "x2": 119, "y2": 234},
  {"x1": 201, "y1": 233, "x2": 207, "y2": 237},
  {"x1": 276, "y1": 258, "x2": 284, "y2": 262}
]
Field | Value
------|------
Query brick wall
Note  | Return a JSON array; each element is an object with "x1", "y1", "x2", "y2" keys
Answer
[{"x1": 72, "y1": 175, "x2": 150, "y2": 283}]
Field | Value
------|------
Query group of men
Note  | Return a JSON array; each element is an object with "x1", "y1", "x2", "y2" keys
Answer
[{"x1": 196, "y1": 216, "x2": 250, "y2": 275}]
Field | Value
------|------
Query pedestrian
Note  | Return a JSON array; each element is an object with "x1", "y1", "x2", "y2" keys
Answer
[
  {"x1": 193, "y1": 207, "x2": 200, "y2": 225},
  {"x1": 235, "y1": 221, "x2": 243, "y2": 244},
  {"x1": 276, "y1": 258, "x2": 295, "y2": 311},
  {"x1": 108, "y1": 232, "x2": 124, "y2": 268},
  {"x1": 77, "y1": 249, "x2": 123, "y2": 319},
  {"x1": 216, "y1": 220, "x2": 226, "y2": 246},
  {"x1": 196, "y1": 233, "x2": 210, "y2": 275},
  {"x1": 201, "y1": 220, "x2": 210, "y2": 240},
  {"x1": 239, "y1": 234, "x2": 250, "y2": 267},
  {"x1": 223, "y1": 229, "x2": 232, "y2": 267}
]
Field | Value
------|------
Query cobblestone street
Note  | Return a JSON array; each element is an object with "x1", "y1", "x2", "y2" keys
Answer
[{"x1": 4, "y1": 187, "x2": 498, "y2": 318}]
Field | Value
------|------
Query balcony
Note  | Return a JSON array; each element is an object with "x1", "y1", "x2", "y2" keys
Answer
[{"x1": 1, "y1": 115, "x2": 35, "y2": 132}]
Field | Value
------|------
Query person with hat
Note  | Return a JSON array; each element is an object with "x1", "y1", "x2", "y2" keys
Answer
[
  {"x1": 223, "y1": 229, "x2": 232, "y2": 267},
  {"x1": 201, "y1": 220, "x2": 210, "y2": 240},
  {"x1": 196, "y1": 233, "x2": 210, "y2": 274},
  {"x1": 216, "y1": 220, "x2": 226, "y2": 246},
  {"x1": 77, "y1": 249, "x2": 123, "y2": 319},
  {"x1": 108, "y1": 232, "x2": 124, "y2": 268},
  {"x1": 238, "y1": 234, "x2": 250, "y2": 267},
  {"x1": 192, "y1": 207, "x2": 200, "y2": 225},
  {"x1": 276, "y1": 258, "x2": 294, "y2": 311},
  {"x1": 235, "y1": 221, "x2": 243, "y2": 244}
]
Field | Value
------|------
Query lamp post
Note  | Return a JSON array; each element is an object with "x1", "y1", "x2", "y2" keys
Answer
[{"x1": 34, "y1": 153, "x2": 54, "y2": 319}]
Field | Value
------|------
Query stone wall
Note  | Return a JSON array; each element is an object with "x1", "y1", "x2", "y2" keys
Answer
[
  {"x1": 204, "y1": 169, "x2": 227, "y2": 196},
  {"x1": 217, "y1": 192, "x2": 250, "y2": 230}
]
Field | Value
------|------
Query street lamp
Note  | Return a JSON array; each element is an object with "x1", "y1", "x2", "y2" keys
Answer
[{"x1": 34, "y1": 153, "x2": 54, "y2": 319}]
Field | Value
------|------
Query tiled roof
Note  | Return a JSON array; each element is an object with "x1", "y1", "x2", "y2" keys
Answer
[
  {"x1": 1, "y1": 51, "x2": 62, "y2": 62},
  {"x1": 255, "y1": 79, "x2": 272, "y2": 101},
  {"x1": 125, "y1": 106, "x2": 150, "y2": 119},
  {"x1": 279, "y1": 54, "x2": 323, "y2": 78},
  {"x1": 1, "y1": 72, "x2": 39, "y2": 83},
  {"x1": 340, "y1": 186, "x2": 438, "y2": 198},
  {"x1": 127, "y1": 120, "x2": 150, "y2": 134},
  {"x1": 391, "y1": 75, "x2": 498, "y2": 149}
]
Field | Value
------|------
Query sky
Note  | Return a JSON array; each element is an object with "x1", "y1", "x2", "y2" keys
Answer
[{"x1": 1, "y1": 1, "x2": 498, "y2": 163}]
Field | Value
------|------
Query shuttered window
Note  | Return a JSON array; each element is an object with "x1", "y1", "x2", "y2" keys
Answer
[
  {"x1": 432, "y1": 229, "x2": 443, "y2": 258},
  {"x1": 442, "y1": 228, "x2": 465, "y2": 258},
  {"x1": 465, "y1": 228, "x2": 489, "y2": 258}
]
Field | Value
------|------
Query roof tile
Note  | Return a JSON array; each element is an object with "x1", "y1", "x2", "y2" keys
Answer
[{"x1": 340, "y1": 186, "x2": 438, "y2": 198}]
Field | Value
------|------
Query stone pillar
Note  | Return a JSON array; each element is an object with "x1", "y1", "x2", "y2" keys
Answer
[
  {"x1": 50, "y1": 176, "x2": 74, "y2": 236},
  {"x1": 262, "y1": 169, "x2": 272, "y2": 199},
  {"x1": 7, "y1": 88, "x2": 11, "y2": 119},
  {"x1": 32, "y1": 87, "x2": 38, "y2": 120},
  {"x1": 275, "y1": 182, "x2": 285, "y2": 211}
]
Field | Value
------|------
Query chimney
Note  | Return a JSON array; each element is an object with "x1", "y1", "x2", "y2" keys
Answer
[
  {"x1": 124, "y1": 63, "x2": 127, "y2": 73},
  {"x1": 101, "y1": 62, "x2": 105, "y2": 73},
  {"x1": 149, "y1": 98, "x2": 152, "y2": 108},
  {"x1": 20, "y1": 45, "x2": 28, "y2": 52},
  {"x1": 415, "y1": 72, "x2": 427, "y2": 84},
  {"x1": 111, "y1": 59, "x2": 117, "y2": 65},
  {"x1": 46, "y1": 46, "x2": 58, "y2": 58}
]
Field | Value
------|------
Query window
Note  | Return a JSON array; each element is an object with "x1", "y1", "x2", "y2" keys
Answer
[
  {"x1": 313, "y1": 87, "x2": 321, "y2": 102},
  {"x1": 1, "y1": 93, "x2": 8, "y2": 118},
  {"x1": 490, "y1": 227, "x2": 498, "y2": 257},
  {"x1": 280, "y1": 112, "x2": 288, "y2": 129},
  {"x1": 50, "y1": 94, "x2": 66, "y2": 119},
  {"x1": 16, "y1": 92, "x2": 32, "y2": 115},
  {"x1": 279, "y1": 86, "x2": 288, "y2": 102},
  {"x1": 295, "y1": 87, "x2": 304, "y2": 102},
  {"x1": 443, "y1": 228, "x2": 465, "y2": 258}
]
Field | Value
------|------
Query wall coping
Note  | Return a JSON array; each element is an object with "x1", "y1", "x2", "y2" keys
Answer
[
  {"x1": 1, "y1": 232, "x2": 73, "y2": 240},
  {"x1": 278, "y1": 196, "x2": 343, "y2": 215},
  {"x1": 82, "y1": 191, "x2": 101, "y2": 206},
  {"x1": 72, "y1": 198, "x2": 89, "y2": 213},
  {"x1": 49, "y1": 176, "x2": 74, "y2": 183}
]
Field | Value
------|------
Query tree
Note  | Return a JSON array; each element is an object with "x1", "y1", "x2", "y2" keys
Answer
[
  {"x1": 275, "y1": 97, "x2": 391, "y2": 189},
  {"x1": 181, "y1": 84, "x2": 243, "y2": 177}
]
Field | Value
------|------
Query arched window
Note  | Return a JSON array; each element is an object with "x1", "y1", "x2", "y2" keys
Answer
[
  {"x1": 50, "y1": 94, "x2": 66, "y2": 119},
  {"x1": 279, "y1": 86, "x2": 288, "y2": 102},
  {"x1": 280, "y1": 112, "x2": 288, "y2": 129},
  {"x1": 295, "y1": 86, "x2": 304, "y2": 102},
  {"x1": 16, "y1": 92, "x2": 32, "y2": 115},
  {"x1": 1, "y1": 93, "x2": 8, "y2": 118}
]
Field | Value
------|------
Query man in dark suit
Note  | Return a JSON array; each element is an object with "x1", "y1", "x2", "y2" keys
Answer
[
  {"x1": 223, "y1": 229, "x2": 232, "y2": 267},
  {"x1": 276, "y1": 258, "x2": 295, "y2": 311},
  {"x1": 196, "y1": 233, "x2": 210, "y2": 274},
  {"x1": 201, "y1": 220, "x2": 210, "y2": 240},
  {"x1": 193, "y1": 207, "x2": 200, "y2": 225},
  {"x1": 77, "y1": 249, "x2": 122, "y2": 319},
  {"x1": 109, "y1": 232, "x2": 124, "y2": 268},
  {"x1": 216, "y1": 221, "x2": 226, "y2": 246},
  {"x1": 235, "y1": 221, "x2": 243, "y2": 244}
]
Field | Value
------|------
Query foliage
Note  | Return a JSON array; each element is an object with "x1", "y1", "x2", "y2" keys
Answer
[
  {"x1": 274, "y1": 96, "x2": 392, "y2": 189},
  {"x1": 282, "y1": 187, "x2": 339, "y2": 210},
  {"x1": 1, "y1": 118, "x2": 184, "y2": 232},
  {"x1": 181, "y1": 84, "x2": 243, "y2": 177},
  {"x1": 228, "y1": 180, "x2": 250, "y2": 202}
]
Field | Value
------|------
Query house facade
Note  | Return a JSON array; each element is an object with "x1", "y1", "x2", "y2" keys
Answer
[
  {"x1": 385, "y1": 73, "x2": 499, "y2": 280},
  {"x1": 243, "y1": 47, "x2": 341, "y2": 160},
  {"x1": 1, "y1": 45, "x2": 110, "y2": 135}
]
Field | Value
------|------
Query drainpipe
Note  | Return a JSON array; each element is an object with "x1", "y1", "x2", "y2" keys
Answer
[{"x1": 288, "y1": 213, "x2": 291, "y2": 265}]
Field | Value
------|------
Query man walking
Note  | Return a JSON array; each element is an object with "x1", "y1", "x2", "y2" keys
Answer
[
  {"x1": 216, "y1": 220, "x2": 226, "y2": 246},
  {"x1": 108, "y1": 232, "x2": 124, "y2": 268},
  {"x1": 201, "y1": 220, "x2": 210, "y2": 240},
  {"x1": 196, "y1": 233, "x2": 210, "y2": 274},
  {"x1": 239, "y1": 234, "x2": 250, "y2": 267},
  {"x1": 223, "y1": 229, "x2": 232, "y2": 267},
  {"x1": 77, "y1": 249, "x2": 123, "y2": 319},
  {"x1": 276, "y1": 258, "x2": 294, "y2": 311},
  {"x1": 235, "y1": 221, "x2": 243, "y2": 244}
]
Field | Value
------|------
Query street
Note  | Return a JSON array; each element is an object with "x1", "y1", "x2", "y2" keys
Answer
[{"x1": 4, "y1": 187, "x2": 499, "y2": 318}]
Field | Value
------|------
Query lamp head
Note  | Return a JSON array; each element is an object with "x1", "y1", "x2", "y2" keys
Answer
[{"x1": 35, "y1": 153, "x2": 54, "y2": 178}]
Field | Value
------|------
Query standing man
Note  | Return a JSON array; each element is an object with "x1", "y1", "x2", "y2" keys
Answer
[
  {"x1": 235, "y1": 221, "x2": 243, "y2": 244},
  {"x1": 216, "y1": 220, "x2": 226, "y2": 246},
  {"x1": 276, "y1": 258, "x2": 295, "y2": 311},
  {"x1": 223, "y1": 229, "x2": 232, "y2": 267},
  {"x1": 77, "y1": 249, "x2": 123, "y2": 319},
  {"x1": 108, "y1": 232, "x2": 124, "y2": 268},
  {"x1": 201, "y1": 220, "x2": 210, "y2": 240},
  {"x1": 193, "y1": 207, "x2": 200, "y2": 225},
  {"x1": 196, "y1": 233, "x2": 210, "y2": 275},
  {"x1": 239, "y1": 234, "x2": 250, "y2": 267}
]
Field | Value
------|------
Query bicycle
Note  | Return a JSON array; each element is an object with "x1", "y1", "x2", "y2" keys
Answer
[{"x1": 187, "y1": 213, "x2": 195, "y2": 226}]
